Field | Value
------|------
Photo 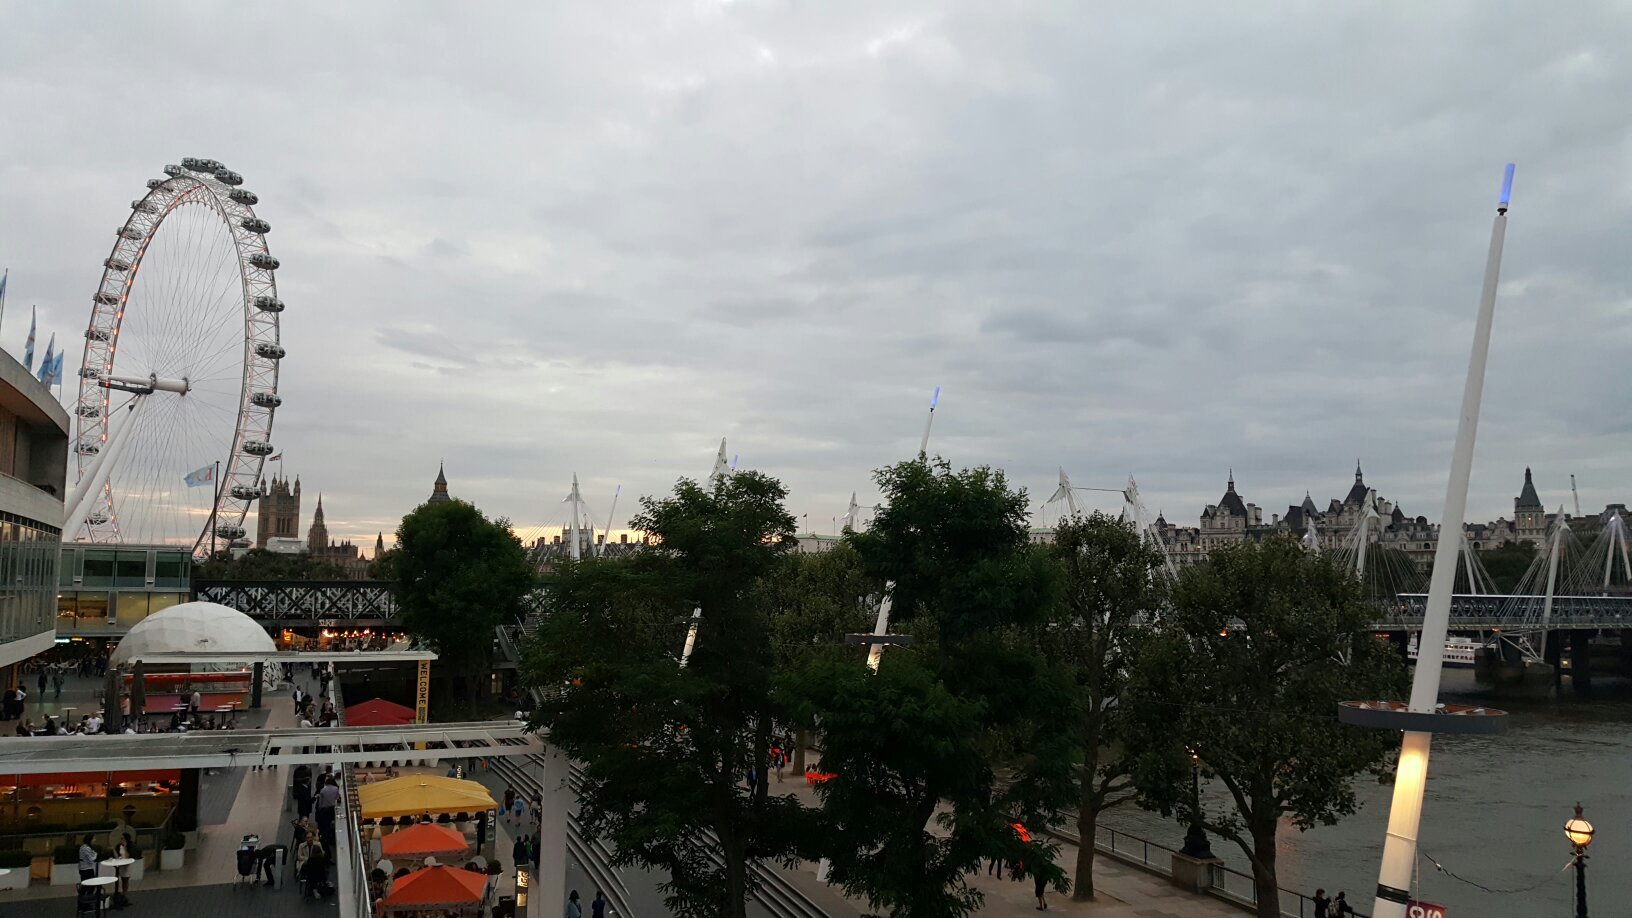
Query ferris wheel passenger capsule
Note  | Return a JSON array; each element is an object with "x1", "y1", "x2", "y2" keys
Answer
[
  {"x1": 251, "y1": 391, "x2": 282, "y2": 408},
  {"x1": 248, "y1": 253, "x2": 279, "y2": 270},
  {"x1": 229, "y1": 189, "x2": 258, "y2": 205},
  {"x1": 118, "y1": 227, "x2": 145, "y2": 240},
  {"x1": 76, "y1": 443, "x2": 100, "y2": 456},
  {"x1": 242, "y1": 441, "x2": 274, "y2": 457},
  {"x1": 132, "y1": 200, "x2": 159, "y2": 214},
  {"x1": 214, "y1": 170, "x2": 243, "y2": 186},
  {"x1": 230, "y1": 486, "x2": 263, "y2": 501},
  {"x1": 163, "y1": 165, "x2": 184, "y2": 177},
  {"x1": 85, "y1": 329, "x2": 110, "y2": 342},
  {"x1": 255, "y1": 343, "x2": 285, "y2": 360},
  {"x1": 253, "y1": 296, "x2": 284, "y2": 313},
  {"x1": 180, "y1": 157, "x2": 209, "y2": 171},
  {"x1": 74, "y1": 405, "x2": 101, "y2": 418},
  {"x1": 77, "y1": 367, "x2": 101, "y2": 379},
  {"x1": 94, "y1": 293, "x2": 118, "y2": 305},
  {"x1": 146, "y1": 179, "x2": 165, "y2": 190},
  {"x1": 86, "y1": 514, "x2": 109, "y2": 526},
  {"x1": 215, "y1": 524, "x2": 247, "y2": 540},
  {"x1": 104, "y1": 258, "x2": 131, "y2": 272},
  {"x1": 241, "y1": 217, "x2": 270, "y2": 234}
]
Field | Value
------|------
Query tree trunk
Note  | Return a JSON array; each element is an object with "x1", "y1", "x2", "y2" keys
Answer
[
  {"x1": 1249, "y1": 823, "x2": 1280, "y2": 918},
  {"x1": 718, "y1": 824, "x2": 750, "y2": 918},
  {"x1": 1072, "y1": 798, "x2": 1099, "y2": 900}
]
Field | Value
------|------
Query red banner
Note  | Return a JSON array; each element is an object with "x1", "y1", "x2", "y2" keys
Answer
[{"x1": 1408, "y1": 901, "x2": 1447, "y2": 918}]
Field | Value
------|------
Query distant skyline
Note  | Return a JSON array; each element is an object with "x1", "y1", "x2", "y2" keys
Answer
[{"x1": 5, "y1": 3, "x2": 1631, "y2": 549}]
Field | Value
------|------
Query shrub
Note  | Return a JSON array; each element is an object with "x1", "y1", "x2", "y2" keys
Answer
[
  {"x1": 162, "y1": 832, "x2": 185, "y2": 851},
  {"x1": 0, "y1": 849, "x2": 31, "y2": 868},
  {"x1": 53, "y1": 844, "x2": 79, "y2": 864}
]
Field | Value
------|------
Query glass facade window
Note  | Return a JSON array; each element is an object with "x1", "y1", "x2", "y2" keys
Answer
[
  {"x1": 82, "y1": 550, "x2": 115, "y2": 587},
  {"x1": 153, "y1": 552, "x2": 188, "y2": 589},
  {"x1": 0, "y1": 514, "x2": 62, "y2": 644},
  {"x1": 116, "y1": 592, "x2": 150, "y2": 629},
  {"x1": 116, "y1": 551, "x2": 149, "y2": 586}
]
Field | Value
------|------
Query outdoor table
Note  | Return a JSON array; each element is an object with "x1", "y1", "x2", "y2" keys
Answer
[{"x1": 81, "y1": 875, "x2": 117, "y2": 915}]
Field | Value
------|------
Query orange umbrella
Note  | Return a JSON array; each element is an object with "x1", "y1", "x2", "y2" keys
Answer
[
  {"x1": 379, "y1": 865, "x2": 486, "y2": 912},
  {"x1": 379, "y1": 823, "x2": 470, "y2": 860}
]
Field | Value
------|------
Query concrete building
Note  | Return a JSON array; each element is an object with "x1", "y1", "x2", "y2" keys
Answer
[{"x1": 0, "y1": 347, "x2": 69, "y2": 686}]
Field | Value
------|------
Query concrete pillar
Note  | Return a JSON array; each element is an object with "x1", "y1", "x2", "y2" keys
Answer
[
  {"x1": 251, "y1": 662, "x2": 263, "y2": 710},
  {"x1": 1570, "y1": 630, "x2": 1594, "y2": 690},
  {"x1": 1544, "y1": 634, "x2": 1563, "y2": 686},
  {"x1": 534, "y1": 744, "x2": 572, "y2": 918}
]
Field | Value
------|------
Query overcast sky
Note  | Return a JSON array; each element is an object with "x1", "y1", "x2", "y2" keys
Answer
[{"x1": 4, "y1": 2, "x2": 1631, "y2": 549}]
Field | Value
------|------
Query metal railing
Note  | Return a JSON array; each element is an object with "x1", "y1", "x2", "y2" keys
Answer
[
  {"x1": 486, "y1": 755, "x2": 634, "y2": 917},
  {"x1": 1050, "y1": 820, "x2": 1368, "y2": 918}
]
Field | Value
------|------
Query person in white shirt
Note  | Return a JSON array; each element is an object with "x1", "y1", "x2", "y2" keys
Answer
[{"x1": 190, "y1": 690, "x2": 202, "y2": 714}]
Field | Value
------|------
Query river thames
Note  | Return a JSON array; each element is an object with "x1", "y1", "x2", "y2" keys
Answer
[{"x1": 1102, "y1": 669, "x2": 1631, "y2": 917}]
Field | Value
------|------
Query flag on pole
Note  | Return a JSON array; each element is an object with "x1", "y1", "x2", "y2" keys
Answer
[
  {"x1": 0, "y1": 269, "x2": 8, "y2": 334},
  {"x1": 184, "y1": 465, "x2": 216, "y2": 488},
  {"x1": 22, "y1": 306, "x2": 35, "y2": 372},
  {"x1": 48, "y1": 351, "x2": 64, "y2": 387},
  {"x1": 35, "y1": 333, "x2": 54, "y2": 384},
  {"x1": 269, "y1": 452, "x2": 282, "y2": 462}
]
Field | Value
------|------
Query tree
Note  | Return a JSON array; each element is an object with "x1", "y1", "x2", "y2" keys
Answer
[
  {"x1": 756, "y1": 543, "x2": 875, "y2": 773},
  {"x1": 194, "y1": 548, "x2": 350, "y2": 581},
  {"x1": 790, "y1": 459, "x2": 1076, "y2": 917},
  {"x1": 524, "y1": 472, "x2": 806, "y2": 918},
  {"x1": 1123, "y1": 535, "x2": 1408, "y2": 918},
  {"x1": 1038, "y1": 513, "x2": 1166, "y2": 900},
  {"x1": 392, "y1": 499, "x2": 533, "y2": 714},
  {"x1": 1479, "y1": 540, "x2": 1537, "y2": 594}
]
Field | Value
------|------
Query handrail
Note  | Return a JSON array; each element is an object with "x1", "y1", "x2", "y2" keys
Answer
[{"x1": 1049, "y1": 820, "x2": 1369, "y2": 918}]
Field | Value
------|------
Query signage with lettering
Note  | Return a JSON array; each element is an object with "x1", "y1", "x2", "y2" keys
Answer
[
  {"x1": 1408, "y1": 901, "x2": 1447, "y2": 918},
  {"x1": 414, "y1": 659, "x2": 430, "y2": 724}
]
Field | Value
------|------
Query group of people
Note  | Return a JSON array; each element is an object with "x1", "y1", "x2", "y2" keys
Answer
[
  {"x1": 291, "y1": 763, "x2": 344, "y2": 853},
  {"x1": 9, "y1": 708, "x2": 237, "y2": 737},
  {"x1": 75, "y1": 830, "x2": 138, "y2": 908},
  {"x1": 564, "y1": 889, "x2": 609, "y2": 918},
  {"x1": 293, "y1": 682, "x2": 337, "y2": 728},
  {"x1": 1312, "y1": 889, "x2": 1356, "y2": 917}
]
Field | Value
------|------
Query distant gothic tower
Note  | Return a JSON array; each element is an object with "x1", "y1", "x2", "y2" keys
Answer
[
  {"x1": 1515, "y1": 467, "x2": 1545, "y2": 543},
  {"x1": 256, "y1": 475, "x2": 301, "y2": 548},
  {"x1": 308, "y1": 494, "x2": 330, "y2": 553},
  {"x1": 375, "y1": 532, "x2": 385, "y2": 558},
  {"x1": 428, "y1": 463, "x2": 452, "y2": 504}
]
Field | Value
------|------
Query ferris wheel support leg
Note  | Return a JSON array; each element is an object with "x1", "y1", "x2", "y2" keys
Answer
[{"x1": 65, "y1": 396, "x2": 148, "y2": 537}]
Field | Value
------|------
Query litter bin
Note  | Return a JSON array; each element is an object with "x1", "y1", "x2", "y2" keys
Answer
[{"x1": 493, "y1": 894, "x2": 517, "y2": 918}]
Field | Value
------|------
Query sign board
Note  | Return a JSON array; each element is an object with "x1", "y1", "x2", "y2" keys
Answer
[
  {"x1": 1408, "y1": 901, "x2": 1447, "y2": 918},
  {"x1": 414, "y1": 659, "x2": 430, "y2": 724}
]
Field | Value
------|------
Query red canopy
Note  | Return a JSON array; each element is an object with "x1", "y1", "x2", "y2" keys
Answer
[
  {"x1": 379, "y1": 865, "x2": 486, "y2": 911},
  {"x1": 345, "y1": 697, "x2": 417, "y2": 727},
  {"x1": 379, "y1": 823, "x2": 470, "y2": 860}
]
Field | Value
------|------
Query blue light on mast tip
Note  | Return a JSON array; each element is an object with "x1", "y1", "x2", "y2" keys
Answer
[
  {"x1": 930, "y1": 386, "x2": 940, "y2": 409},
  {"x1": 1499, "y1": 163, "x2": 1515, "y2": 206}
]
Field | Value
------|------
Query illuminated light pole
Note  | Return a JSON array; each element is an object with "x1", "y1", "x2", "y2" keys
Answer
[
  {"x1": 1351, "y1": 166, "x2": 1518, "y2": 918},
  {"x1": 1565, "y1": 802, "x2": 1594, "y2": 918}
]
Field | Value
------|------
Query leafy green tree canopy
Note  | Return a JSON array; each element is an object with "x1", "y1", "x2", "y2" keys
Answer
[
  {"x1": 195, "y1": 548, "x2": 350, "y2": 581},
  {"x1": 1124, "y1": 535, "x2": 1408, "y2": 918},
  {"x1": 392, "y1": 499, "x2": 533, "y2": 710},
  {"x1": 525, "y1": 471, "x2": 803, "y2": 918}
]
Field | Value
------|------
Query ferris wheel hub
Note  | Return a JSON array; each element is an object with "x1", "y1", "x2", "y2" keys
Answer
[{"x1": 99, "y1": 372, "x2": 191, "y2": 396}]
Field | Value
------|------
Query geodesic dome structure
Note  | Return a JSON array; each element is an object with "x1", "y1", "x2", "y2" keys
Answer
[{"x1": 110, "y1": 600, "x2": 276, "y2": 666}]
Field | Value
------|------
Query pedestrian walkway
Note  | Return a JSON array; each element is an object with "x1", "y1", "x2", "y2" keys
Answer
[{"x1": 766, "y1": 757, "x2": 1245, "y2": 918}]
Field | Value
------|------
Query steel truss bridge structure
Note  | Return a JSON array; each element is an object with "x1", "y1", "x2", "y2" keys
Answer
[
  {"x1": 1376, "y1": 593, "x2": 1632, "y2": 632},
  {"x1": 194, "y1": 579, "x2": 397, "y2": 623}
]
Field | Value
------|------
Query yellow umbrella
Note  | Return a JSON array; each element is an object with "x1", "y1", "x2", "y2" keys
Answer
[{"x1": 358, "y1": 775, "x2": 496, "y2": 819}]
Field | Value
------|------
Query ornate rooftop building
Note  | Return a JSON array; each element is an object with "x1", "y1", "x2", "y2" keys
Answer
[{"x1": 428, "y1": 463, "x2": 452, "y2": 505}]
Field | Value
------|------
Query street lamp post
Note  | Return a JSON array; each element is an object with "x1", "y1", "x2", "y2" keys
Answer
[
  {"x1": 1564, "y1": 802, "x2": 1594, "y2": 918},
  {"x1": 1180, "y1": 748, "x2": 1215, "y2": 859}
]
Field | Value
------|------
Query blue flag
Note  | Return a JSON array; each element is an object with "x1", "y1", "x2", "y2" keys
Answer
[
  {"x1": 22, "y1": 306, "x2": 34, "y2": 372},
  {"x1": 48, "y1": 351, "x2": 63, "y2": 387},
  {"x1": 35, "y1": 334, "x2": 53, "y2": 384},
  {"x1": 184, "y1": 465, "x2": 215, "y2": 488}
]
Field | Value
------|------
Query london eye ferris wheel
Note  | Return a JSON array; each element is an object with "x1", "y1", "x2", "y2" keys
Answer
[{"x1": 68, "y1": 158, "x2": 284, "y2": 553}]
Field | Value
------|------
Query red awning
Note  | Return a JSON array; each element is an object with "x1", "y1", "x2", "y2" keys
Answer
[
  {"x1": 0, "y1": 769, "x2": 180, "y2": 788},
  {"x1": 379, "y1": 823, "x2": 470, "y2": 859},
  {"x1": 344, "y1": 697, "x2": 417, "y2": 727}
]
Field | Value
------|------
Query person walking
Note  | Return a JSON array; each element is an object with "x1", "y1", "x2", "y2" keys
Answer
[
  {"x1": 315, "y1": 775, "x2": 341, "y2": 848},
  {"x1": 566, "y1": 889, "x2": 582, "y2": 918},
  {"x1": 36, "y1": 668, "x2": 46, "y2": 697},
  {"x1": 77, "y1": 834, "x2": 98, "y2": 882},
  {"x1": 1033, "y1": 871, "x2": 1049, "y2": 910},
  {"x1": 512, "y1": 835, "x2": 527, "y2": 873},
  {"x1": 511, "y1": 792, "x2": 526, "y2": 827},
  {"x1": 52, "y1": 669, "x2": 64, "y2": 699},
  {"x1": 502, "y1": 787, "x2": 516, "y2": 825},
  {"x1": 591, "y1": 890, "x2": 607, "y2": 918},
  {"x1": 1312, "y1": 889, "x2": 1331, "y2": 917},
  {"x1": 1332, "y1": 891, "x2": 1354, "y2": 916},
  {"x1": 475, "y1": 809, "x2": 488, "y2": 853}
]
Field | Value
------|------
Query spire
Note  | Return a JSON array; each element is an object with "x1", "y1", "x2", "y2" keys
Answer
[
  {"x1": 1218, "y1": 471, "x2": 1247, "y2": 517},
  {"x1": 1356, "y1": 460, "x2": 1363, "y2": 481},
  {"x1": 429, "y1": 462, "x2": 451, "y2": 503},
  {"x1": 313, "y1": 494, "x2": 325, "y2": 523},
  {"x1": 374, "y1": 532, "x2": 385, "y2": 558},
  {"x1": 1344, "y1": 462, "x2": 1369, "y2": 505},
  {"x1": 1516, "y1": 467, "x2": 1542, "y2": 510}
]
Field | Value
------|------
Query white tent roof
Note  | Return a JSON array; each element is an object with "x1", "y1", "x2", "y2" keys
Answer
[{"x1": 110, "y1": 600, "x2": 277, "y2": 666}]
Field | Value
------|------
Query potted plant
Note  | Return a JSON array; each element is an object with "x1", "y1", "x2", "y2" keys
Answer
[
  {"x1": 0, "y1": 850, "x2": 30, "y2": 889},
  {"x1": 49, "y1": 844, "x2": 82, "y2": 886},
  {"x1": 159, "y1": 832, "x2": 185, "y2": 871}
]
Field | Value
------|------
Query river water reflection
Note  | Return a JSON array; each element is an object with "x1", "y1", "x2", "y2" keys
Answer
[{"x1": 1101, "y1": 670, "x2": 1631, "y2": 916}]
